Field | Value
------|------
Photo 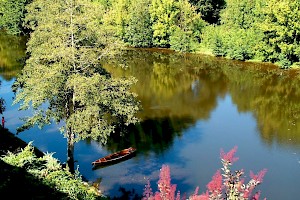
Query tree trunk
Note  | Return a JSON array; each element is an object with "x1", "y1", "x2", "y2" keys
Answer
[{"x1": 67, "y1": 127, "x2": 75, "y2": 174}]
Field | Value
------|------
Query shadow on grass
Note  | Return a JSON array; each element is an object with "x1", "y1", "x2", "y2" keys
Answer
[
  {"x1": 0, "y1": 128, "x2": 68, "y2": 199},
  {"x1": 0, "y1": 159, "x2": 68, "y2": 199}
]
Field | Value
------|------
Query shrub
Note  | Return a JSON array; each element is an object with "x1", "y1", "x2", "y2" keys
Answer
[
  {"x1": 142, "y1": 146, "x2": 267, "y2": 200},
  {"x1": 170, "y1": 27, "x2": 197, "y2": 52},
  {"x1": 1, "y1": 142, "x2": 102, "y2": 200}
]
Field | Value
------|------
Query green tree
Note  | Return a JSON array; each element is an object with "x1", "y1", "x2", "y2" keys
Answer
[
  {"x1": 93, "y1": 0, "x2": 112, "y2": 9},
  {"x1": 150, "y1": 0, "x2": 179, "y2": 47},
  {"x1": 220, "y1": 0, "x2": 263, "y2": 29},
  {"x1": 189, "y1": 0, "x2": 226, "y2": 24},
  {"x1": 0, "y1": 0, "x2": 30, "y2": 35},
  {"x1": 102, "y1": 0, "x2": 131, "y2": 40},
  {"x1": 201, "y1": 0, "x2": 265, "y2": 61},
  {"x1": 124, "y1": 0, "x2": 153, "y2": 47},
  {"x1": 14, "y1": 0, "x2": 140, "y2": 173},
  {"x1": 170, "y1": 0, "x2": 206, "y2": 52},
  {"x1": 258, "y1": 0, "x2": 300, "y2": 68}
]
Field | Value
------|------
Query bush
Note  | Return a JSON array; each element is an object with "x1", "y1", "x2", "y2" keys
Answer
[
  {"x1": 170, "y1": 27, "x2": 197, "y2": 52},
  {"x1": 142, "y1": 146, "x2": 267, "y2": 200},
  {"x1": 201, "y1": 25, "x2": 265, "y2": 61},
  {"x1": 1, "y1": 142, "x2": 102, "y2": 200}
]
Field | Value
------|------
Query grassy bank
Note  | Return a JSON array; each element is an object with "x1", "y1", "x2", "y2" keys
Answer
[{"x1": 0, "y1": 127, "x2": 105, "y2": 199}]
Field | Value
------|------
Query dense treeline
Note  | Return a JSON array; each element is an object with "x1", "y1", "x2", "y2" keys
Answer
[{"x1": 0, "y1": 0, "x2": 299, "y2": 68}]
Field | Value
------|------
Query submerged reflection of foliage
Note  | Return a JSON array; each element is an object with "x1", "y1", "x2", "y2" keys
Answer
[
  {"x1": 105, "y1": 48, "x2": 300, "y2": 148},
  {"x1": 109, "y1": 187, "x2": 142, "y2": 200},
  {"x1": 226, "y1": 62, "x2": 300, "y2": 147},
  {"x1": 104, "y1": 49, "x2": 228, "y2": 121},
  {"x1": 102, "y1": 117, "x2": 194, "y2": 156},
  {"x1": 0, "y1": 31, "x2": 27, "y2": 80}
]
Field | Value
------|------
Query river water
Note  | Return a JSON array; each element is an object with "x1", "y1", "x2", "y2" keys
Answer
[{"x1": 1, "y1": 33, "x2": 300, "y2": 199}]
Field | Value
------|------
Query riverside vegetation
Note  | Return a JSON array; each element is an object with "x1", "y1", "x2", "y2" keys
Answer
[
  {"x1": 0, "y1": 130, "x2": 266, "y2": 199},
  {"x1": 0, "y1": 128, "x2": 103, "y2": 199},
  {"x1": 142, "y1": 147, "x2": 267, "y2": 200},
  {"x1": 0, "y1": 0, "x2": 294, "y2": 199},
  {"x1": 0, "y1": 0, "x2": 299, "y2": 68}
]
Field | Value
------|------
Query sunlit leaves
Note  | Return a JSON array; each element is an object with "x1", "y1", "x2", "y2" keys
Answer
[
  {"x1": 150, "y1": 0, "x2": 179, "y2": 47},
  {"x1": 0, "y1": 0, "x2": 29, "y2": 35},
  {"x1": 14, "y1": 0, "x2": 140, "y2": 144},
  {"x1": 124, "y1": 0, "x2": 153, "y2": 47},
  {"x1": 257, "y1": 0, "x2": 300, "y2": 68}
]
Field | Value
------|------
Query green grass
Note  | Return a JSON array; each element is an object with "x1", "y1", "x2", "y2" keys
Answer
[{"x1": 0, "y1": 127, "x2": 107, "y2": 199}]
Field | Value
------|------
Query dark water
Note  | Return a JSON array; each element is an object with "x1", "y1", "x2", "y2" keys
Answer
[{"x1": 1, "y1": 33, "x2": 300, "y2": 199}]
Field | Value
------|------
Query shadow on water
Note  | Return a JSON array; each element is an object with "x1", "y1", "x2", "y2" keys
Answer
[
  {"x1": 108, "y1": 187, "x2": 142, "y2": 200},
  {"x1": 93, "y1": 116, "x2": 196, "y2": 156}
]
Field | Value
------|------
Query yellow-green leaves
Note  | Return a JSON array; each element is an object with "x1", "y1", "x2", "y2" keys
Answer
[
  {"x1": 14, "y1": 0, "x2": 140, "y2": 144},
  {"x1": 258, "y1": 0, "x2": 300, "y2": 68},
  {"x1": 0, "y1": 0, "x2": 29, "y2": 35}
]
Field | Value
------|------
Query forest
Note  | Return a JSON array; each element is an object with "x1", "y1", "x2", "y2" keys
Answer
[{"x1": 0, "y1": 0, "x2": 299, "y2": 68}]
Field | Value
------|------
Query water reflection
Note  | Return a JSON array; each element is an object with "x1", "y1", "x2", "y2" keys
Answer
[
  {"x1": 103, "y1": 117, "x2": 194, "y2": 155},
  {"x1": 0, "y1": 31, "x2": 27, "y2": 80},
  {"x1": 104, "y1": 49, "x2": 300, "y2": 150},
  {"x1": 1, "y1": 35, "x2": 300, "y2": 199}
]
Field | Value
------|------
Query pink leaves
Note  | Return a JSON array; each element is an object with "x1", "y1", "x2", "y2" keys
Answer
[
  {"x1": 250, "y1": 169, "x2": 267, "y2": 183},
  {"x1": 207, "y1": 170, "x2": 223, "y2": 196},
  {"x1": 157, "y1": 164, "x2": 177, "y2": 200},
  {"x1": 143, "y1": 164, "x2": 178, "y2": 200},
  {"x1": 143, "y1": 180, "x2": 153, "y2": 200},
  {"x1": 143, "y1": 146, "x2": 267, "y2": 200},
  {"x1": 220, "y1": 145, "x2": 239, "y2": 164}
]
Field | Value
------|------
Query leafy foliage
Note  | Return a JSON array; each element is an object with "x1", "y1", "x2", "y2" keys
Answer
[
  {"x1": 202, "y1": 25, "x2": 262, "y2": 61},
  {"x1": 14, "y1": 0, "x2": 140, "y2": 143},
  {"x1": 143, "y1": 146, "x2": 267, "y2": 200},
  {"x1": 1, "y1": 0, "x2": 299, "y2": 68},
  {"x1": 201, "y1": 0, "x2": 267, "y2": 61},
  {"x1": 170, "y1": 0, "x2": 206, "y2": 52},
  {"x1": 220, "y1": 0, "x2": 264, "y2": 30},
  {"x1": 0, "y1": 0, "x2": 30, "y2": 35},
  {"x1": 189, "y1": 0, "x2": 226, "y2": 24},
  {"x1": 102, "y1": 0, "x2": 131, "y2": 40},
  {"x1": 150, "y1": 0, "x2": 179, "y2": 47},
  {"x1": 13, "y1": 0, "x2": 140, "y2": 173},
  {"x1": 124, "y1": 0, "x2": 153, "y2": 47},
  {"x1": 1, "y1": 142, "x2": 101, "y2": 199},
  {"x1": 257, "y1": 0, "x2": 300, "y2": 68}
]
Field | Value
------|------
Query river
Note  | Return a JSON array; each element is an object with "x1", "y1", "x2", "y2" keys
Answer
[{"x1": 1, "y1": 32, "x2": 300, "y2": 199}]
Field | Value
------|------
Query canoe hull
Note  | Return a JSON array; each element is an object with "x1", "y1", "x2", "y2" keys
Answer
[{"x1": 92, "y1": 147, "x2": 137, "y2": 168}]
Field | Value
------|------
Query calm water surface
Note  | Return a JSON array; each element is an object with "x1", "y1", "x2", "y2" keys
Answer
[{"x1": 1, "y1": 33, "x2": 300, "y2": 199}]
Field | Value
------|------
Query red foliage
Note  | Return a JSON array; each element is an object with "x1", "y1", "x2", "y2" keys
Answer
[
  {"x1": 142, "y1": 146, "x2": 267, "y2": 200},
  {"x1": 206, "y1": 170, "x2": 223, "y2": 196},
  {"x1": 250, "y1": 169, "x2": 268, "y2": 183},
  {"x1": 220, "y1": 146, "x2": 239, "y2": 164}
]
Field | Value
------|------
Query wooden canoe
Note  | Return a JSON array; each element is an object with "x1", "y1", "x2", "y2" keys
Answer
[{"x1": 92, "y1": 147, "x2": 137, "y2": 167}]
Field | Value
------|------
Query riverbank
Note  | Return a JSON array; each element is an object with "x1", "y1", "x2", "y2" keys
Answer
[
  {"x1": 0, "y1": 127, "x2": 105, "y2": 199},
  {"x1": 0, "y1": 127, "x2": 43, "y2": 157},
  {"x1": 0, "y1": 127, "x2": 62, "y2": 198}
]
